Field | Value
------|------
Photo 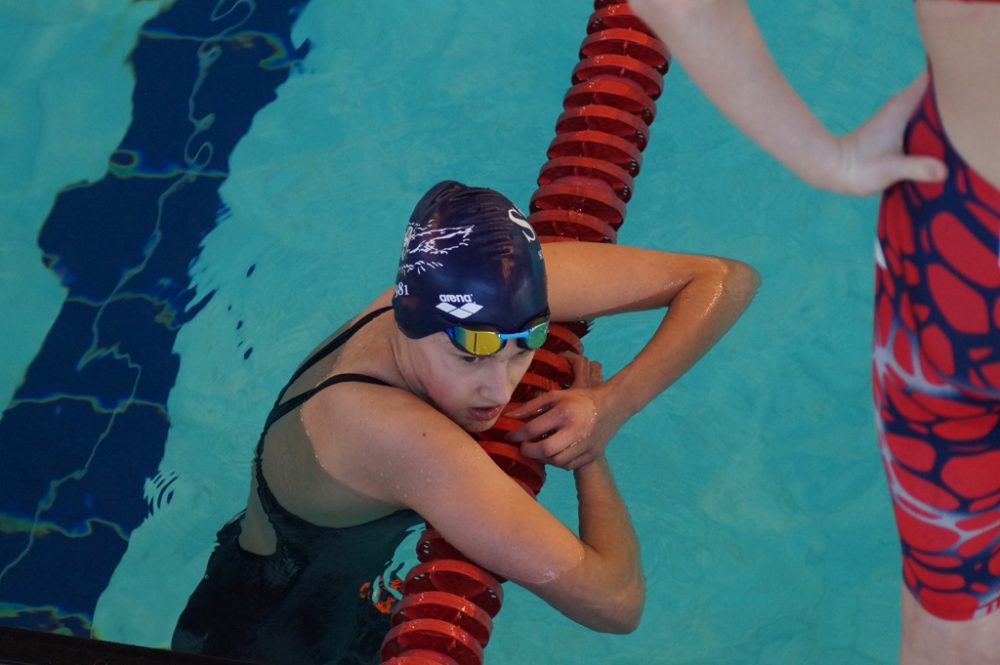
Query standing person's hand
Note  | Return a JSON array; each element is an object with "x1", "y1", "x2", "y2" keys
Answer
[{"x1": 829, "y1": 71, "x2": 947, "y2": 195}]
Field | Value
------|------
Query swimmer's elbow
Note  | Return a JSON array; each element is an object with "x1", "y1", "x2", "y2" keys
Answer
[
  {"x1": 607, "y1": 595, "x2": 645, "y2": 634},
  {"x1": 618, "y1": 573, "x2": 646, "y2": 633},
  {"x1": 717, "y1": 257, "x2": 761, "y2": 307},
  {"x1": 587, "y1": 575, "x2": 646, "y2": 634}
]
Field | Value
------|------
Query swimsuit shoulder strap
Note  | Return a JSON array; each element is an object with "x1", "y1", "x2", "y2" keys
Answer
[
  {"x1": 260, "y1": 305, "x2": 393, "y2": 438},
  {"x1": 280, "y1": 306, "x2": 392, "y2": 394},
  {"x1": 264, "y1": 373, "x2": 389, "y2": 431}
]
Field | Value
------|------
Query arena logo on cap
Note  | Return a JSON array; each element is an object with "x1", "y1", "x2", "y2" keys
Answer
[{"x1": 436, "y1": 294, "x2": 482, "y2": 319}]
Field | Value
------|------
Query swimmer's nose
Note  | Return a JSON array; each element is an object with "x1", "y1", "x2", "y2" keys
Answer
[{"x1": 479, "y1": 359, "x2": 516, "y2": 405}]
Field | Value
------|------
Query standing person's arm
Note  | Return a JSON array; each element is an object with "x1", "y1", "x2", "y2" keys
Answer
[{"x1": 629, "y1": 0, "x2": 946, "y2": 194}]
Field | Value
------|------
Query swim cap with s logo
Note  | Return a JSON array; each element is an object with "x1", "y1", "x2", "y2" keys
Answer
[{"x1": 393, "y1": 180, "x2": 548, "y2": 340}]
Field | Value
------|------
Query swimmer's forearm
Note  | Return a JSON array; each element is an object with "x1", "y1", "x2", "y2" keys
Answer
[
  {"x1": 566, "y1": 457, "x2": 645, "y2": 632},
  {"x1": 605, "y1": 257, "x2": 759, "y2": 418},
  {"x1": 630, "y1": 0, "x2": 840, "y2": 189}
]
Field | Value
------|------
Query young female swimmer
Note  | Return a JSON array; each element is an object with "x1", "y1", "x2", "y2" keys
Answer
[{"x1": 173, "y1": 180, "x2": 759, "y2": 664}]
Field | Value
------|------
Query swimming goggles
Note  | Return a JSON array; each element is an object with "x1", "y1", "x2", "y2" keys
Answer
[{"x1": 445, "y1": 319, "x2": 549, "y2": 356}]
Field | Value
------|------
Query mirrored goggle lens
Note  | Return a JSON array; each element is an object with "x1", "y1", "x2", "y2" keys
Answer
[
  {"x1": 523, "y1": 319, "x2": 549, "y2": 349},
  {"x1": 448, "y1": 320, "x2": 549, "y2": 356}
]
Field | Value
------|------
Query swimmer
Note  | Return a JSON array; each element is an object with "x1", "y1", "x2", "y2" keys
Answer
[
  {"x1": 629, "y1": 2, "x2": 1000, "y2": 663},
  {"x1": 171, "y1": 180, "x2": 759, "y2": 664}
]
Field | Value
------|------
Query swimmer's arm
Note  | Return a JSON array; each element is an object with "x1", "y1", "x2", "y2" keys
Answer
[
  {"x1": 510, "y1": 242, "x2": 757, "y2": 465},
  {"x1": 628, "y1": 0, "x2": 945, "y2": 194},
  {"x1": 305, "y1": 388, "x2": 643, "y2": 632},
  {"x1": 524, "y1": 455, "x2": 644, "y2": 632}
]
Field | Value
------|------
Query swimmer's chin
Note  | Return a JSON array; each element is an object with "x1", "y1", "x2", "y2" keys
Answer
[
  {"x1": 461, "y1": 420, "x2": 494, "y2": 434},
  {"x1": 456, "y1": 413, "x2": 502, "y2": 433}
]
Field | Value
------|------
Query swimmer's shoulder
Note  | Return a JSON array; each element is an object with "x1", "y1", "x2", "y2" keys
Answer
[{"x1": 300, "y1": 377, "x2": 476, "y2": 506}]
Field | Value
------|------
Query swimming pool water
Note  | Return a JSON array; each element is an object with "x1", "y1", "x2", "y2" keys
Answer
[{"x1": 0, "y1": 1, "x2": 924, "y2": 662}]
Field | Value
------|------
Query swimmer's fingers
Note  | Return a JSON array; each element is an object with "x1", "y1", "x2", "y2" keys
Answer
[
  {"x1": 508, "y1": 352, "x2": 616, "y2": 468},
  {"x1": 561, "y1": 351, "x2": 601, "y2": 388},
  {"x1": 513, "y1": 389, "x2": 607, "y2": 467},
  {"x1": 505, "y1": 352, "x2": 600, "y2": 424},
  {"x1": 505, "y1": 397, "x2": 564, "y2": 446},
  {"x1": 544, "y1": 436, "x2": 602, "y2": 471},
  {"x1": 504, "y1": 392, "x2": 558, "y2": 428},
  {"x1": 587, "y1": 358, "x2": 603, "y2": 387},
  {"x1": 517, "y1": 421, "x2": 591, "y2": 465}
]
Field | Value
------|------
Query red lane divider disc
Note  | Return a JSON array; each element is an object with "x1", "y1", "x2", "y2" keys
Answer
[
  {"x1": 556, "y1": 104, "x2": 649, "y2": 150},
  {"x1": 594, "y1": 0, "x2": 628, "y2": 8},
  {"x1": 530, "y1": 209, "x2": 619, "y2": 243},
  {"x1": 563, "y1": 78, "x2": 656, "y2": 127},
  {"x1": 391, "y1": 591, "x2": 494, "y2": 647},
  {"x1": 560, "y1": 320, "x2": 590, "y2": 338},
  {"x1": 417, "y1": 527, "x2": 471, "y2": 564},
  {"x1": 558, "y1": 320, "x2": 590, "y2": 338},
  {"x1": 383, "y1": 649, "x2": 460, "y2": 665},
  {"x1": 512, "y1": 370, "x2": 562, "y2": 403},
  {"x1": 537, "y1": 234, "x2": 577, "y2": 245},
  {"x1": 381, "y1": 618, "x2": 483, "y2": 665},
  {"x1": 547, "y1": 129, "x2": 643, "y2": 178},
  {"x1": 404, "y1": 560, "x2": 503, "y2": 617},
  {"x1": 580, "y1": 28, "x2": 670, "y2": 74},
  {"x1": 478, "y1": 441, "x2": 546, "y2": 495},
  {"x1": 573, "y1": 54, "x2": 663, "y2": 101},
  {"x1": 530, "y1": 175, "x2": 627, "y2": 228},
  {"x1": 510, "y1": 476, "x2": 538, "y2": 497},
  {"x1": 538, "y1": 155, "x2": 634, "y2": 202},
  {"x1": 417, "y1": 526, "x2": 509, "y2": 583},
  {"x1": 587, "y1": 4, "x2": 660, "y2": 40},
  {"x1": 501, "y1": 401, "x2": 524, "y2": 414},
  {"x1": 530, "y1": 176, "x2": 625, "y2": 228},
  {"x1": 529, "y1": 348, "x2": 574, "y2": 386},
  {"x1": 544, "y1": 322, "x2": 584, "y2": 354},
  {"x1": 475, "y1": 415, "x2": 523, "y2": 442}
]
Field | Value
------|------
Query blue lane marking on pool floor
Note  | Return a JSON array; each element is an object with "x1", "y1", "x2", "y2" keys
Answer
[{"x1": 0, "y1": 0, "x2": 311, "y2": 635}]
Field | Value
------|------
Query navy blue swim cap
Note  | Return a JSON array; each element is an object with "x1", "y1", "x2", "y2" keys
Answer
[{"x1": 393, "y1": 180, "x2": 548, "y2": 339}]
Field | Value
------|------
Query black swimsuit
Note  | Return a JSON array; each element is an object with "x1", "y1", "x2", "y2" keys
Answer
[{"x1": 172, "y1": 307, "x2": 423, "y2": 665}]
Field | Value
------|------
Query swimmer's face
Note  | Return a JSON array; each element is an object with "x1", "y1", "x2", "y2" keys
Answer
[{"x1": 411, "y1": 333, "x2": 534, "y2": 432}]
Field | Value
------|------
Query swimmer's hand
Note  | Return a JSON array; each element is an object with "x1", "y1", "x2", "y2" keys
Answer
[
  {"x1": 828, "y1": 71, "x2": 947, "y2": 195},
  {"x1": 505, "y1": 352, "x2": 626, "y2": 471}
]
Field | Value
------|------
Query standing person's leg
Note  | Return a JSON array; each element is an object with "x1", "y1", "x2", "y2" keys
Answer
[
  {"x1": 899, "y1": 589, "x2": 1000, "y2": 665},
  {"x1": 874, "y1": 81, "x2": 1000, "y2": 664}
]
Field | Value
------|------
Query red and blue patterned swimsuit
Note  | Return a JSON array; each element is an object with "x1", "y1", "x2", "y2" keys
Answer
[{"x1": 874, "y1": 67, "x2": 1000, "y2": 620}]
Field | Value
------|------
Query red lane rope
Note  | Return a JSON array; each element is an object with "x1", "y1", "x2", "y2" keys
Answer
[{"x1": 380, "y1": 3, "x2": 667, "y2": 661}]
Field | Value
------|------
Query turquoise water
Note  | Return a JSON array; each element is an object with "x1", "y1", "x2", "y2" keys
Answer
[{"x1": 0, "y1": 0, "x2": 924, "y2": 662}]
